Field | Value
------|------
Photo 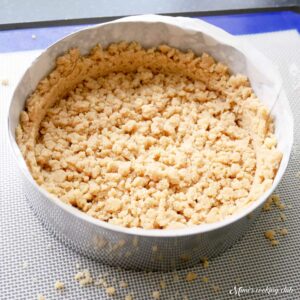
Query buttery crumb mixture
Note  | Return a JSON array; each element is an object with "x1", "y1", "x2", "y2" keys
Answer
[{"x1": 17, "y1": 42, "x2": 282, "y2": 229}]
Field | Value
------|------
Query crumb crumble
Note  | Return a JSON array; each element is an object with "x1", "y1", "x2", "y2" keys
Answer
[{"x1": 17, "y1": 42, "x2": 282, "y2": 229}]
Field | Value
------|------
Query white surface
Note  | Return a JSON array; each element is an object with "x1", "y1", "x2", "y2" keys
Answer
[{"x1": 1, "y1": 30, "x2": 300, "y2": 299}]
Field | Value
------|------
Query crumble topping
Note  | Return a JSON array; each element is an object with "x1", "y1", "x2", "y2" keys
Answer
[{"x1": 16, "y1": 42, "x2": 282, "y2": 229}]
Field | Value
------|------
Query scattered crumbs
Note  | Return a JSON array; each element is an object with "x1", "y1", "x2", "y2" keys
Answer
[
  {"x1": 201, "y1": 257, "x2": 209, "y2": 269},
  {"x1": 279, "y1": 228, "x2": 288, "y2": 236},
  {"x1": 183, "y1": 295, "x2": 189, "y2": 300},
  {"x1": 279, "y1": 212, "x2": 287, "y2": 222},
  {"x1": 37, "y1": 294, "x2": 45, "y2": 300},
  {"x1": 152, "y1": 291, "x2": 160, "y2": 299},
  {"x1": 32, "y1": 34, "x2": 37, "y2": 40},
  {"x1": 186, "y1": 272, "x2": 197, "y2": 282},
  {"x1": 160, "y1": 280, "x2": 166, "y2": 289},
  {"x1": 125, "y1": 294, "x2": 133, "y2": 300},
  {"x1": 173, "y1": 272, "x2": 179, "y2": 282},
  {"x1": 1, "y1": 79, "x2": 9, "y2": 86},
  {"x1": 202, "y1": 276, "x2": 209, "y2": 283},
  {"x1": 119, "y1": 280, "x2": 128, "y2": 288},
  {"x1": 74, "y1": 269, "x2": 93, "y2": 286},
  {"x1": 54, "y1": 280, "x2": 64, "y2": 290},
  {"x1": 263, "y1": 196, "x2": 273, "y2": 211},
  {"x1": 265, "y1": 230, "x2": 279, "y2": 246},
  {"x1": 22, "y1": 261, "x2": 28, "y2": 269},
  {"x1": 106, "y1": 286, "x2": 116, "y2": 296},
  {"x1": 272, "y1": 194, "x2": 285, "y2": 210},
  {"x1": 212, "y1": 285, "x2": 220, "y2": 293},
  {"x1": 265, "y1": 230, "x2": 276, "y2": 240}
]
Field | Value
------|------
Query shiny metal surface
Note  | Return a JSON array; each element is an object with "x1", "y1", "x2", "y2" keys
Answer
[{"x1": 7, "y1": 15, "x2": 293, "y2": 270}]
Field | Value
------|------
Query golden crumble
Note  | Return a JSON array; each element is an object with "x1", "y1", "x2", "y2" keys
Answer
[
  {"x1": 265, "y1": 229, "x2": 276, "y2": 240},
  {"x1": 106, "y1": 286, "x2": 116, "y2": 296},
  {"x1": 159, "y1": 279, "x2": 166, "y2": 289},
  {"x1": 279, "y1": 228, "x2": 288, "y2": 236},
  {"x1": 54, "y1": 280, "x2": 64, "y2": 290},
  {"x1": 201, "y1": 257, "x2": 209, "y2": 269},
  {"x1": 152, "y1": 291, "x2": 160, "y2": 299},
  {"x1": 186, "y1": 272, "x2": 197, "y2": 282},
  {"x1": 119, "y1": 280, "x2": 128, "y2": 288},
  {"x1": 74, "y1": 269, "x2": 93, "y2": 285},
  {"x1": 17, "y1": 42, "x2": 282, "y2": 229},
  {"x1": 125, "y1": 294, "x2": 133, "y2": 300},
  {"x1": 271, "y1": 240, "x2": 279, "y2": 246}
]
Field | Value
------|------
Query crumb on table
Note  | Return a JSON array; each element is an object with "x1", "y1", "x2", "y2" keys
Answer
[
  {"x1": 201, "y1": 257, "x2": 209, "y2": 269},
  {"x1": 74, "y1": 269, "x2": 93, "y2": 286},
  {"x1": 186, "y1": 272, "x2": 198, "y2": 282},
  {"x1": 119, "y1": 280, "x2": 128, "y2": 288},
  {"x1": 125, "y1": 294, "x2": 133, "y2": 300},
  {"x1": 160, "y1": 280, "x2": 166, "y2": 289},
  {"x1": 54, "y1": 280, "x2": 64, "y2": 290},
  {"x1": 152, "y1": 291, "x2": 160, "y2": 299},
  {"x1": 106, "y1": 286, "x2": 116, "y2": 296}
]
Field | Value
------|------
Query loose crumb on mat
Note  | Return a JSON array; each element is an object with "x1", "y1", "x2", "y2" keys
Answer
[
  {"x1": 152, "y1": 290, "x2": 160, "y2": 299},
  {"x1": 265, "y1": 229, "x2": 276, "y2": 240},
  {"x1": 263, "y1": 194, "x2": 285, "y2": 211},
  {"x1": 265, "y1": 229, "x2": 279, "y2": 246},
  {"x1": 37, "y1": 294, "x2": 45, "y2": 300},
  {"x1": 279, "y1": 228, "x2": 288, "y2": 236},
  {"x1": 106, "y1": 286, "x2": 116, "y2": 296},
  {"x1": 160, "y1": 280, "x2": 166, "y2": 289},
  {"x1": 271, "y1": 240, "x2": 279, "y2": 246},
  {"x1": 54, "y1": 280, "x2": 65, "y2": 290},
  {"x1": 74, "y1": 269, "x2": 93, "y2": 286},
  {"x1": 186, "y1": 272, "x2": 198, "y2": 282},
  {"x1": 125, "y1": 294, "x2": 133, "y2": 300},
  {"x1": 119, "y1": 280, "x2": 128, "y2": 288},
  {"x1": 201, "y1": 257, "x2": 209, "y2": 269}
]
